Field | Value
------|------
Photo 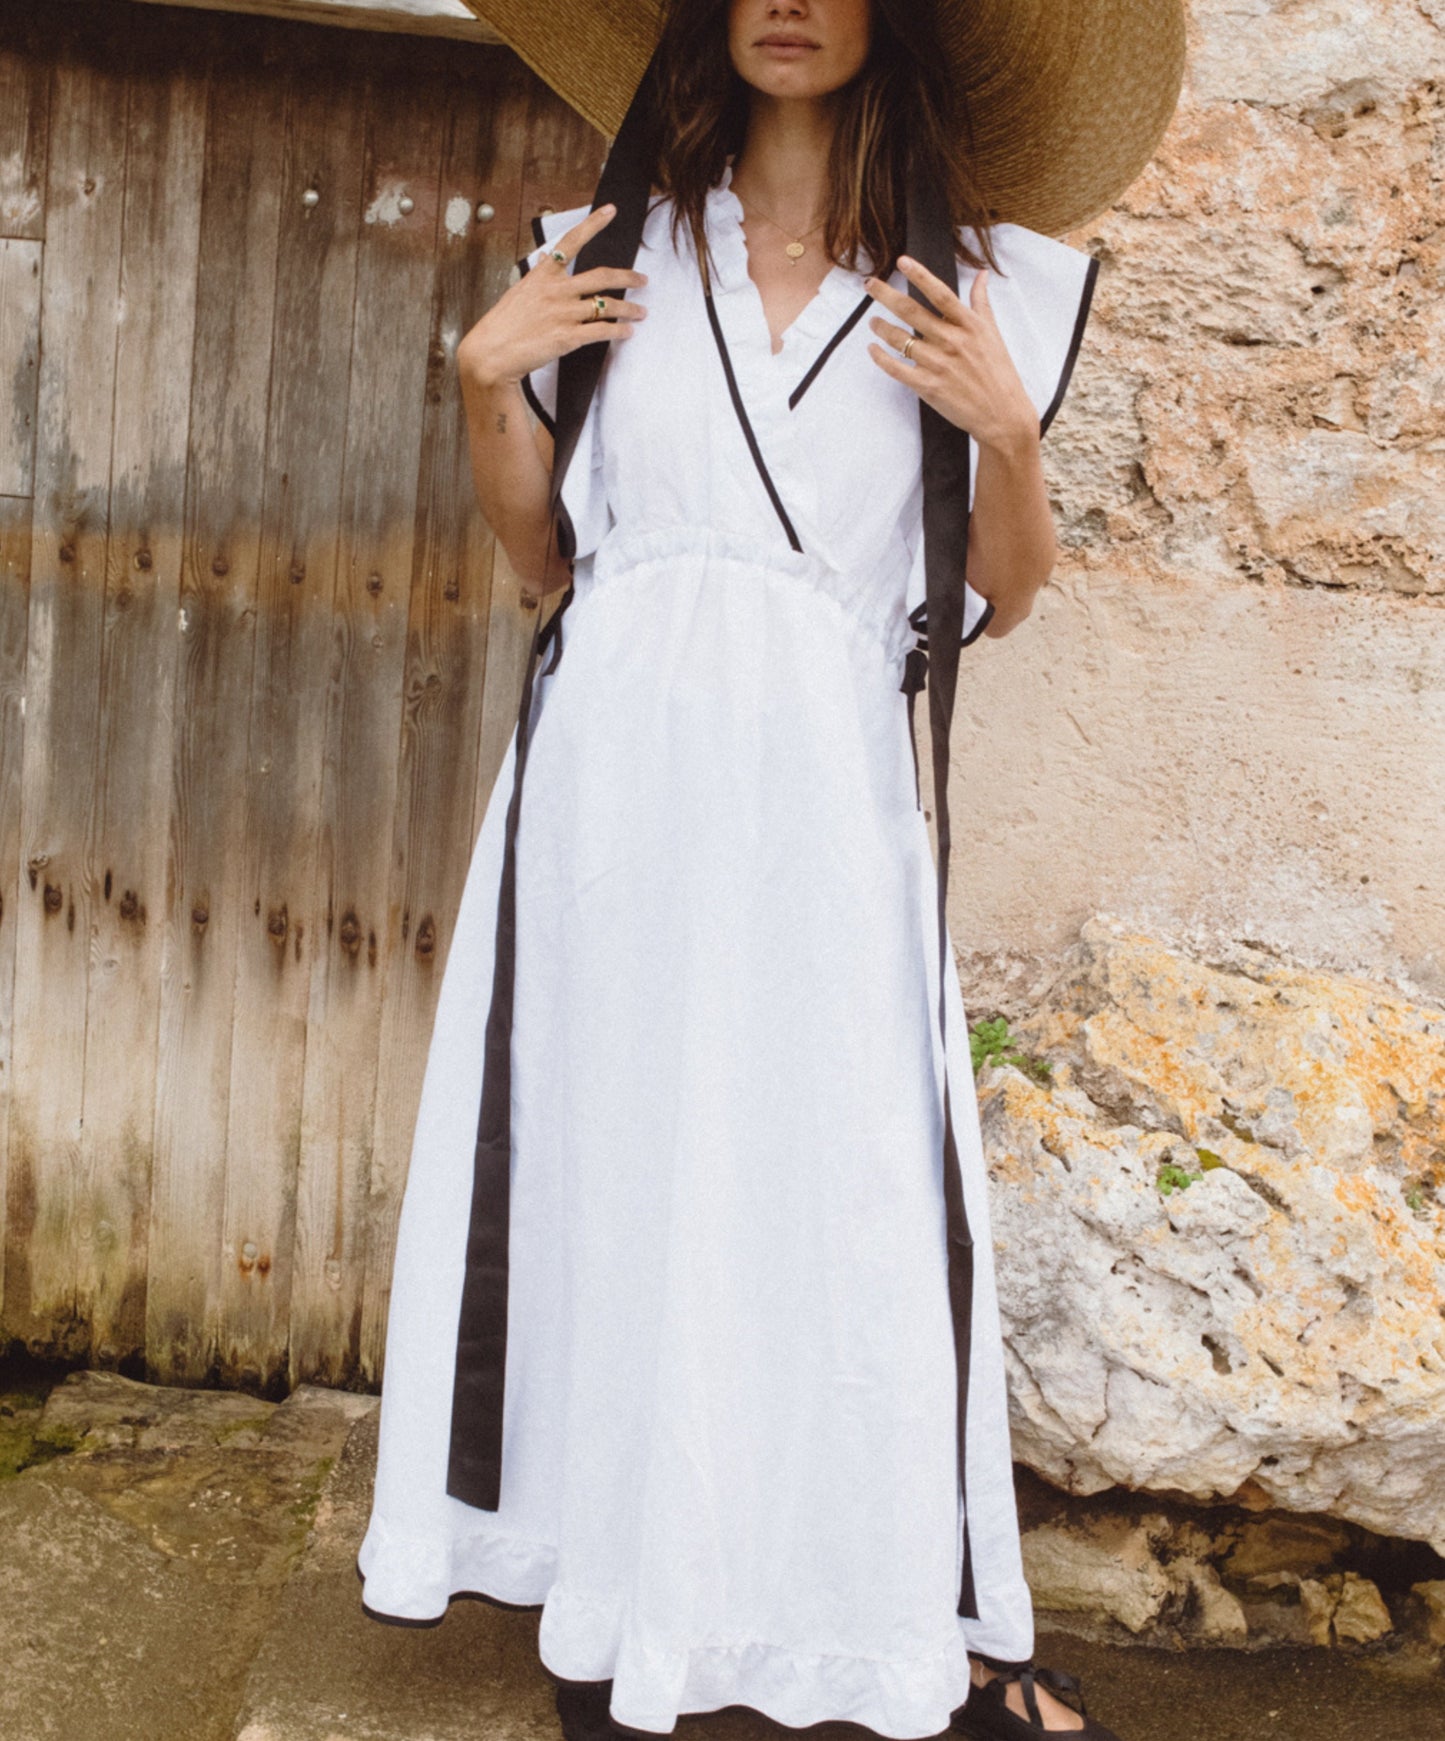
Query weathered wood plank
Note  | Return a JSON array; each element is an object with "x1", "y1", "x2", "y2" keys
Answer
[
  {"x1": 78, "y1": 18, "x2": 209, "y2": 1367},
  {"x1": 100, "y1": 0, "x2": 503, "y2": 45},
  {"x1": 0, "y1": 7, "x2": 50, "y2": 242},
  {"x1": 0, "y1": 13, "x2": 47, "y2": 1331},
  {"x1": 0, "y1": 495, "x2": 33, "y2": 1334},
  {"x1": 357, "y1": 50, "x2": 533, "y2": 1382},
  {"x1": 471, "y1": 80, "x2": 605, "y2": 824},
  {"x1": 5, "y1": 13, "x2": 128, "y2": 1354},
  {"x1": 286, "y1": 67, "x2": 447, "y2": 1387},
  {"x1": 148, "y1": 13, "x2": 288, "y2": 1384},
  {"x1": 0, "y1": 239, "x2": 40, "y2": 506},
  {"x1": 214, "y1": 28, "x2": 369, "y2": 1389}
]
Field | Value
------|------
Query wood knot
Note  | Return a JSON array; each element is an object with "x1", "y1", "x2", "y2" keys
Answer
[
  {"x1": 443, "y1": 577, "x2": 460, "y2": 601},
  {"x1": 191, "y1": 904, "x2": 209, "y2": 930},
  {"x1": 118, "y1": 888, "x2": 142, "y2": 924},
  {"x1": 267, "y1": 903, "x2": 288, "y2": 944},
  {"x1": 414, "y1": 914, "x2": 436, "y2": 961},
  {"x1": 134, "y1": 549, "x2": 152, "y2": 572},
  {"x1": 43, "y1": 882, "x2": 62, "y2": 914},
  {"x1": 211, "y1": 554, "x2": 229, "y2": 577},
  {"x1": 338, "y1": 910, "x2": 362, "y2": 957},
  {"x1": 58, "y1": 541, "x2": 75, "y2": 564},
  {"x1": 366, "y1": 572, "x2": 383, "y2": 596},
  {"x1": 289, "y1": 562, "x2": 305, "y2": 585}
]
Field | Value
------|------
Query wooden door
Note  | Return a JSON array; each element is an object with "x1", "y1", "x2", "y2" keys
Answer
[{"x1": 0, "y1": 0, "x2": 605, "y2": 1390}]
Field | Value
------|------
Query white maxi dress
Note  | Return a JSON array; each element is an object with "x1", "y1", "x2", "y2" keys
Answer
[{"x1": 358, "y1": 163, "x2": 1098, "y2": 1740}]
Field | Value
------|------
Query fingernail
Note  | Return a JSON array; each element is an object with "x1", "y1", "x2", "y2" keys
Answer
[{"x1": 898, "y1": 254, "x2": 914, "y2": 268}]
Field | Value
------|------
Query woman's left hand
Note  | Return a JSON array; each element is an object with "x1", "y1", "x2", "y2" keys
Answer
[{"x1": 864, "y1": 257, "x2": 1039, "y2": 455}]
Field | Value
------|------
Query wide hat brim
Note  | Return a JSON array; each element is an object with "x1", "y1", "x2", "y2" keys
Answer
[{"x1": 460, "y1": 0, "x2": 1186, "y2": 237}]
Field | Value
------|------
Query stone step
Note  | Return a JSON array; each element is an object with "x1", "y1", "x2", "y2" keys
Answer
[
  {"x1": 229, "y1": 1407, "x2": 795, "y2": 1741},
  {"x1": 0, "y1": 1370, "x2": 371, "y2": 1741}
]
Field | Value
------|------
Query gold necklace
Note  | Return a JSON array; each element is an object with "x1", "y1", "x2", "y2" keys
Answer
[{"x1": 735, "y1": 189, "x2": 826, "y2": 265}]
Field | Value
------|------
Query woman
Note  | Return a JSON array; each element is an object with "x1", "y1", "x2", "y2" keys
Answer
[{"x1": 358, "y1": 3, "x2": 1184, "y2": 1739}]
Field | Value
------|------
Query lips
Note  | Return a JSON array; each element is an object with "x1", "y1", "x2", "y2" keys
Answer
[{"x1": 756, "y1": 36, "x2": 819, "y2": 48}]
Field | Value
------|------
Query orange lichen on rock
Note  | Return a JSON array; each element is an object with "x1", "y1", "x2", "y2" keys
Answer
[{"x1": 975, "y1": 918, "x2": 1445, "y2": 1555}]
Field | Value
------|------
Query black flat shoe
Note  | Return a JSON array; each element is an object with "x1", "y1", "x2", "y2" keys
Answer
[
  {"x1": 950, "y1": 1659, "x2": 1124, "y2": 1741},
  {"x1": 552, "y1": 1675, "x2": 656, "y2": 1741}
]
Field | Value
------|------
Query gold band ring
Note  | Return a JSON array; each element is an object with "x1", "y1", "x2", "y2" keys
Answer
[
  {"x1": 588, "y1": 293, "x2": 608, "y2": 322},
  {"x1": 901, "y1": 334, "x2": 917, "y2": 362}
]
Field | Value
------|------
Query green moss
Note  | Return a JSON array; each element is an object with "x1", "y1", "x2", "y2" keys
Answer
[
  {"x1": 213, "y1": 1413, "x2": 275, "y2": 1444},
  {"x1": 0, "y1": 1414, "x2": 80, "y2": 1479}
]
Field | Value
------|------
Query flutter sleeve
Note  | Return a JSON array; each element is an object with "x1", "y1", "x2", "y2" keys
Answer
[
  {"x1": 512, "y1": 203, "x2": 612, "y2": 562},
  {"x1": 905, "y1": 220, "x2": 1099, "y2": 648}
]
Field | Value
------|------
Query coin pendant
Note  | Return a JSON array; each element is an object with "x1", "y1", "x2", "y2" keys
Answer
[{"x1": 786, "y1": 241, "x2": 805, "y2": 261}]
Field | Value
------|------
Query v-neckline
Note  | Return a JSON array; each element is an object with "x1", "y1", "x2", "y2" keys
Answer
[{"x1": 703, "y1": 163, "x2": 873, "y2": 382}]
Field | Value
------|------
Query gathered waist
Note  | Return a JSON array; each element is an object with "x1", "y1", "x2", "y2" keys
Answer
[{"x1": 573, "y1": 522, "x2": 917, "y2": 669}]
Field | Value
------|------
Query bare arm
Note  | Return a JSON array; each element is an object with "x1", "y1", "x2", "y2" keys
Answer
[
  {"x1": 967, "y1": 425, "x2": 1058, "y2": 638},
  {"x1": 458, "y1": 379, "x2": 571, "y2": 597},
  {"x1": 455, "y1": 203, "x2": 649, "y2": 596}
]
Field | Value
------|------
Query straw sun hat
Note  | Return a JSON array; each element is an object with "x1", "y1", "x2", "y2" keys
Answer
[{"x1": 463, "y1": 0, "x2": 1187, "y2": 237}]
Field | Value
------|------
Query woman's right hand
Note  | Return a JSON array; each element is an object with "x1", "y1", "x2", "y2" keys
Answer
[{"x1": 457, "y1": 202, "x2": 649, "y2": 393}]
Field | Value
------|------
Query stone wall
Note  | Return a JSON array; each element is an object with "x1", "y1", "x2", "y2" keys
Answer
[{"x1": 953, "y1": 0, "x2": 1445, "y2": 1012}]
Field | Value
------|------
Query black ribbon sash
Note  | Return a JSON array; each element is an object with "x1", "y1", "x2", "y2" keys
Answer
[{"x1": 447, "y1": 52, "x2": 983, "y2": 1623}]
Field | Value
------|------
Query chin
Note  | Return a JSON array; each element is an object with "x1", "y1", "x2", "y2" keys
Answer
[{"x1": 738, "y1": 64, "x2": 852, "y2": 101}]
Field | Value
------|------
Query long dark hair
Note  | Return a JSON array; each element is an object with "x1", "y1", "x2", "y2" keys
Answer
[{"x1": 646, "y1": 0, "x2": 1003, "y2": 289}]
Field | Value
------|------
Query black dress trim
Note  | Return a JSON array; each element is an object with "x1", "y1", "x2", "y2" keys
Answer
[
  {"x1": 530, "y1": 211, "x2": 547, "y2": 250},
  {"x1": 1039, "y1": 253, "x2": 1100, "y2": 437},
  {"x1": 787, "y1": 293, "x2": 873, "y2": 410},
  {"x1": 960, "y1": 596, "x2": 995, "y2": 646},
  {"x1": 703, "y1": 290, "x2": 804, "y2": 553},
  {"x1": 910, "y1": 584, "x2": 995, "y2": 649}
]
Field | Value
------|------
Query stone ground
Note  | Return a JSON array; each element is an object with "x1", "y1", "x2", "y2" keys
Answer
[{"x1": 1, "y1": 1370, "x2": 1439, "y2": 1741}]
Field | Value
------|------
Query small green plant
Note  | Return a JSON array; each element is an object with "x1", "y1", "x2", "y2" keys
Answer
[
  {"x1": 1157, "y1": 1160, "x2": 1202, "y2": 1195},
  {"x1": 1405, "y1": 1186, "x2": 1428, "y2": 1215},
  {"x1": 968, "y1": 1017, "x2": 1053, "y2": 1086}
]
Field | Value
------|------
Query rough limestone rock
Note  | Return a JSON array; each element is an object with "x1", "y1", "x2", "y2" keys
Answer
[
  {"x1": 1022, "y1": 1510, "x2": 1258, "y2": 1647},
  {"x1": 979, "y1": 919, "x2": 1445, "y2": 1552}
]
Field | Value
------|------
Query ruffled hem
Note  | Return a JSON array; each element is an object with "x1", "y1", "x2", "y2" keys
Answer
[
  {"x1": 357, "y1": 1513, "x2": 554, "y2": 1617},
  {"x1": 359, "y1": 1518, "x2": 974, "y2": 1738}
]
